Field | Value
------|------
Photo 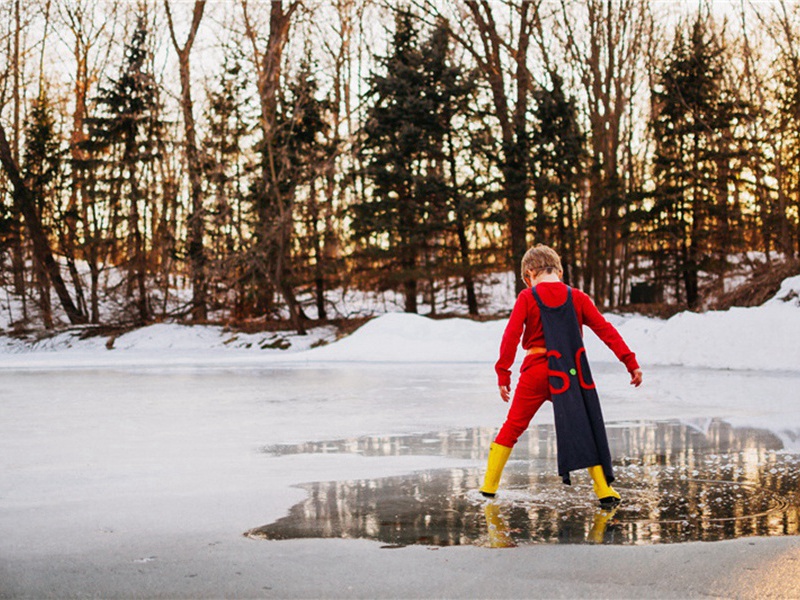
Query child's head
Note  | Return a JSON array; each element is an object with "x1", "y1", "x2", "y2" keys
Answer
[{"x1": 521, "y1": 244, "x2": 563, "y2": 285}]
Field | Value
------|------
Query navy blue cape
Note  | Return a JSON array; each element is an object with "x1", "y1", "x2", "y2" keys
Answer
[{"x1": 531, "y1": 286, "x2": 614, "y2": 485}]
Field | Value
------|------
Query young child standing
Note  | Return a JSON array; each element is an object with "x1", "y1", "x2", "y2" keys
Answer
[{"x1": 480, "y1": 245, "x2": 643, "y2": 506}]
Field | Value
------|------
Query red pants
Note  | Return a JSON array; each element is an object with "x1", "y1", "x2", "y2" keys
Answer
[{"x1": 495, "y1": 355, "x2": 551, "y2": 448}]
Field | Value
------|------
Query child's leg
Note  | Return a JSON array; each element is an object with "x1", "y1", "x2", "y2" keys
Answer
[
  {"x1": 480, "y1": 361, "x2": 549, "y2": 497},
  {"x1": 494, "y1": 360, "x2": 549, "y2": 447}
]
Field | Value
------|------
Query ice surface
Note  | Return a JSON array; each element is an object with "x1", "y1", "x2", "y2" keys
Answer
[{"x1": 2, "y1": 275, "x2": 800, "y2": 597}]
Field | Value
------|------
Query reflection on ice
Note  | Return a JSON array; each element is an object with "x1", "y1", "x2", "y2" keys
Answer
[{"x1": 247, "y1": 420, "x2": 800, "y2": 546}]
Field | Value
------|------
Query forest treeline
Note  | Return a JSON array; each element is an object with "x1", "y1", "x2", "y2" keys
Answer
[{"x1": 1, "y1": 0, "x2": 800, "y2": 332}]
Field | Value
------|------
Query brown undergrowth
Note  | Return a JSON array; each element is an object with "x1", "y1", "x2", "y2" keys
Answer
[{"x1": 711, "y1": 259, "x2": 800, "y2": 310}]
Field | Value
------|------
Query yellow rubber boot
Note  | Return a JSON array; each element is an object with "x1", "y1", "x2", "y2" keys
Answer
[
  {"x1": 588, "y1": 464, "x2": 621, "y2": 507},
  {"x1": 479, "y1": 442, "x2": 512, "y2": 498}
]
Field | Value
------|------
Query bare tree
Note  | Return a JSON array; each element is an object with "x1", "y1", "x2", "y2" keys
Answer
[
  {"x1": 551, "y1": 0, "x2": 652, "y2": 305},
  {"x1": 241, "y1": 0, "x2": 306, "y2": 333},
  {"x1": 754, "y1": 0, "x2": 800, "y2": 258},
  {"x1": 304, "y1": 0, "x2": 369, "y2": 319},
  {"x1": 165, "y1": 0, "x2": 207, "y2": 321},
  {"x1": 8, "y1": 0, "x2": 26, "y2": 315},
  {"x1": 55, "y1": 0, "x2": 118, "y2": 322},
  {"x1": 420, "y1": 0, "x2": 536, "y2": 293}
]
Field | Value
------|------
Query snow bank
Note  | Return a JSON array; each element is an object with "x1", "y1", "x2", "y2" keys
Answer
[
  {"x1": 301, "y1": 274, "x2": 800, "y2": 373},
  {"x1": 1, "y1": 275, "x2": 799, "y2": 374},
  {"x1": 596, "y1": 274, "x2": 800, "y2": 372},
  {"x1": 299, "y1": 313, "x2": 503, "y2": 363}
]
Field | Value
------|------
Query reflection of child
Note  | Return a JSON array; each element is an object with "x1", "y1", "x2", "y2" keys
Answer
[{"x1": 480, "y1": 245, "x2": 642, "y2": 505}]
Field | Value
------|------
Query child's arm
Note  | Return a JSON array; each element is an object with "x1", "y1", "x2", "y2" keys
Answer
[
  {"x1": 577, "y1": 290, "x2": 641, "y2": 379},
  {"x1": 495, "y1": 292, "x2": 529, "y2": 397}
]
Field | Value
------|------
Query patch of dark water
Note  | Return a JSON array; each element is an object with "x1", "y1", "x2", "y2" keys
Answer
[{"x1": 246, "y1": 420, "x2": 800, "y2": 547}]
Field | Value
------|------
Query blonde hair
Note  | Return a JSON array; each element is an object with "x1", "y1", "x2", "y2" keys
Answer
[{"x1": 521, "y1": 244, "x2": 563, "y2": 283}]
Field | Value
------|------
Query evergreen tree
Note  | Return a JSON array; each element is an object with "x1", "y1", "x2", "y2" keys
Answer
[
  {"x1": 530, "y1": 74, "x2": 587, "y2": 286},
  {"x1": 24, "y1": 94, "x2": 61, "y2": 202},
  {"x1": 243, "y1": 56, "x2": 333, "y2": 324},
  {"x1": 353, "y1": 10, "x2": 473, "y2": 313},
  {"x1": 425, "y1": 20, "x2": 480, "y2": 315},
  {"x1": 202, "y1": 46, "x2": 256, "y2": 318},
  {"x1": 82, "y1": 15, "x2": 164, "y2": 323},
  {"x1": 649, "y1": 16, "x2": 744, "y2": 308},
  {"x1": 23, "y1": 91, "x2": 62, "y2": 328},
  {"x1": 276, "y1": 56, "x2": 335, "y2": 320}
]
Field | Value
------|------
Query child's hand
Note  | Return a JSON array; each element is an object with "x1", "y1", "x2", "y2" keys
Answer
[
  {"x1": 630, "y1": 369, "x2": 643, "y2": 387},
  {"x1": 499, "y1": 385, "x2": 511, "y2": 402}
]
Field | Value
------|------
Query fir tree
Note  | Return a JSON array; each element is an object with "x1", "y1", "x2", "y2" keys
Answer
[
  {"x1": 202, "y1": 46, "x2": 256, "y2": 317},
  {"x1": 424, "y1": 20, "x2": 480, "y2": 315},
  {"x1": 82, "y1": 15, "x2": 164, "y2": 323},
  {"x1": 530, "y1": 74, "x2": 587, "y2": 286},
  {"x1": 275, "y1": 56, "x2": 335, "y2": 320},
  {"x1": 650, "y1": 16, "x2": 745, "y2": 308},
  {"x1": 24, "y1": 94, "x2": 61, "y2": 201},
  {"x1": 23, "y1": 91, "x2": 62, "y2": 328},
  {"x1": 353, "y1": 11, "x2": 473, "y2": 313}
]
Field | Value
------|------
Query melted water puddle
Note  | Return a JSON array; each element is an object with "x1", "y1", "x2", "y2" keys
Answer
[{"x1": 246, "y1": 421, "x2": 800, "y2": 546}]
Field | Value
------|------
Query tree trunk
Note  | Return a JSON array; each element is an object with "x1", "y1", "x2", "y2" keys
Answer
[
  {"x1": 556, "y1": 0, "x2": 648, "y2": 305},
  {"x1": 309, "y1": 177, "x2": 327, "y2": 320},
  {"x1": 453, "y1": 1, "x2": 533, "y2": 293},
  {"x1": 0, "y1": 123, "x2": 87, "y2": 325},
  {"x1": 35, "y1": 259, "x2": 53, "y2": 329},
  {"x1": 455, "y1": 217, "x2": 478, "y2": 315},
  {"x1": 447, "y1": 129, "x2": 478, "y2": 316},
  {"x1": 124, "y1": 133, "x2": 148, "y2": 324},
  {"x1": 242, "y1": 0, "x2": 304, "y2": 332},
  {"x1": 166, "y1": 0, "x2": 207, "y2": 322},
  {"x1": 10, "y1": 0, "x2": 26, "y2": 316},
  {"x1": 403, "y1": 276, "x2": 418, "y2": 314}
]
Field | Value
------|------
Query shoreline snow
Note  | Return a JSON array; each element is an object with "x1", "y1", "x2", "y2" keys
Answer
[{"x1": 2, "y1": 274, "x2": 799, "y2": 373}]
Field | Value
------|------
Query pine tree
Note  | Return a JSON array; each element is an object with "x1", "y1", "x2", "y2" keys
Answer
[
  {"x1": 353, "y1": 10, "x2": 472, "y2": 313},
  {"x1": 424, "y1": 20, "x2": 480, "y2": 315},
  {"x1": 23, "y1": 91, "x2": 62, "y2": 328},
  {"x1": 649, "y1": 16, "x2": 744, "y2": 308},
  {"x1": 276, "y1": 56, "x2": 335, "y2": 320},
  {"x1": 82, "y1": 15, "x2": 164, "y2": 324},
  {"x1": 202, "y1": 46, "x2": 256, "y2": 318},
  {"x1": 530, "y1": 74, "x2": 587, "y2": 286}
]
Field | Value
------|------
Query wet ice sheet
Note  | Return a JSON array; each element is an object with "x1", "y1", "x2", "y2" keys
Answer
[
  {"x1": 2, "y1": 364, "x2": 799, "y2": 553},
  {"x1": 246, "y1": 421, "x2": 800, "y2": 546}
]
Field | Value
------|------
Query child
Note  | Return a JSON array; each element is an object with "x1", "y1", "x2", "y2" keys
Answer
[{"x1": 480, "y1": 244, "x2": 642, "y2": 506}]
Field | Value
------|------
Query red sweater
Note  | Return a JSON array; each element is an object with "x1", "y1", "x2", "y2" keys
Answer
[{"x1": 495, "y1": 282, "x2": 639, "y2": 387}]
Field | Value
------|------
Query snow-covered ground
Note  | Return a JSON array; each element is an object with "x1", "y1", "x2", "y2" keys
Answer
[
  {"x1": 2, "y1": 275, "x2": 800, "y2": 598},
  {"x1": 2, "y1": 273, "x2": 799, "y2": 372}
]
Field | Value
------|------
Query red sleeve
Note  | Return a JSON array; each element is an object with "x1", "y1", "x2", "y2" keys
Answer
[
  {"x1": 576, "y1": 291, "x2": 640, "y2": 373},
  {"x1": 495, "y1": 291, "x2": 529, "y2": 387}
]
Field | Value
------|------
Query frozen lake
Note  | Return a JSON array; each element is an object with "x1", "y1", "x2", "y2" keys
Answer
[{"x1": 2, "y1": 362, "x2": 800, "y2": 597}]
